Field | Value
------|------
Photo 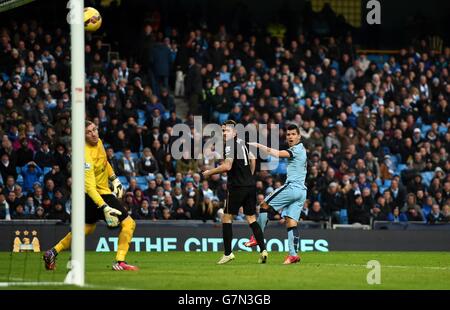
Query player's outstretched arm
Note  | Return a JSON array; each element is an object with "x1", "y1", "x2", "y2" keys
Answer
[
  {"x1": 249, "y1": 151, "x2": 256, "y2": 175},
  {"x1": 248, "y1": 142, "x2": 292, "y2": 158},
  {"x1": 202, "y1": 158, "x2": 233, "y2": 178}
]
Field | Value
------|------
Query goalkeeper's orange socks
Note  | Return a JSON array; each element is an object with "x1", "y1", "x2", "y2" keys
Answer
[
  {"x1": 116, "y1": 216, "x2": 136, "y2": 262},
  {"x1": 54, "y1": 232, "x2": 72, "y2": 253},
  {"x1": 51, "y1": 220, "x2": 135, "y2": 266},
  {"x1": 54, "y1": 224, "x2": 97, "y2": 253}
]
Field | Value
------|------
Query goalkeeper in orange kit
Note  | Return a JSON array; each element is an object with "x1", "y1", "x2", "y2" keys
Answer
[{"x1": 43, "y1": 121, "x2": 138, "y2": 271}]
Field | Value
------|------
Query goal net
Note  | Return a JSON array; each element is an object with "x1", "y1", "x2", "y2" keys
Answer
[{"x1": 0, "y1": 0, "x2": 35, "y2": 12}]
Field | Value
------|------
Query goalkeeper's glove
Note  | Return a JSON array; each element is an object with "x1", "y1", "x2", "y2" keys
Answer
[
  {"x1": 109, "y1": 175, "x2": 124, "y2": 199},
  {"x1": 101, "y1": 204, "x2": 122, "y2": 227}
]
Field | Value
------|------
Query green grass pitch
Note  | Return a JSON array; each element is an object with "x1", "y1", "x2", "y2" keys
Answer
[{"x1": 1, "y1": 251, "x2": 449, "y2": 290}]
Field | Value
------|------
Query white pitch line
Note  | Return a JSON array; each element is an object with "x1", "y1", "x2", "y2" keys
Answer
[
  {"x1": 0, "y1": 282, "x2": 69, "y2": 287},
  {"x1": 0, "y1": 279, "x2": 137, "y2": 290},
  {"x1": 303, "y1": 262, "x2": 450, "y2": 271}
]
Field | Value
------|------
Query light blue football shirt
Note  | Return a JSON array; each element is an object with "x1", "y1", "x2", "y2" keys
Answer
[{"x1": 286, "y1": 143, "x2": 307, "y2": 189}]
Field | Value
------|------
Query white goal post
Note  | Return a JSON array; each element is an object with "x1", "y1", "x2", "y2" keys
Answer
[{"x1": 65, "y1": 0, "x2": 86, "y2": 286}]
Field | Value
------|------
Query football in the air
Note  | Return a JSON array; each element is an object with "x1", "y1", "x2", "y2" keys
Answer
[{"x1": 84, "y1": 7, "x2": 102, "y2": 32}]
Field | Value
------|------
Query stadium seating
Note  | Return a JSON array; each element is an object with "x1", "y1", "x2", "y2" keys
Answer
[
  {"x1": 420, "y1": 172, "x2": 435, "y2": 188},
  {"x1": 136, "y1": 176, "x2": 149, "y2": 190}
]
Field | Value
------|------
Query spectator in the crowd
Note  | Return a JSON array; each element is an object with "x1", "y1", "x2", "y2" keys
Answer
[
  {"x1": 105, "y1": 146, "x2": 120, "y2": 173},
  {"x1": 133, "y1": 198, "x2": 156, "y2": 220},
  {"x1": 161, "y1": 207, "x2": 172, "y2": 220},
  {"x1": 12, "y1": 204, "x2": 28, "y2": 219},
  {"x1": 0, "y1": 153, "x2": 17, "y2": 182},
  {"x1": 21, "y1": 161, "x2": 42, "y2": 192},
  {"x1": 159, "y1": 192, "x2": 175, "y2": 210},
  {"x1": 387, "y1": 207, "x2": 408, "y2": 223},
  {"x1": 15, "y1": 137, "x2": 34, "y2": 167},
  {"x1": 321, "y1": 182, "x2": 345, "y2": 223},
  {"x1": 185, "y1": 57, "x2": 202, "y2": 114},
  {"x1": 406, "y1": 207, "x2": 425, "y2": 222},
  {"x1": 148, "y1": 197, "x2": 162, "y2": 220},
  {"x1": 3, "y1": 176, "x2": 17, "y2": 195},
  {"x1": 14, "y1": 184, "x2": 26, "y2": 206},
  {"x1": 46, "y1": 201, "x2": 69, "y2": 222},
  {"x1": 371, "y1": 196, "x2": 390, "y2": 221},
  {"x1": 181, "y1": 196, "x2": 197, "y2": 220},
  {"x1": 199, "y1": 195, "x2": 218, "y2": 222},
  {"x1": 388, "y1": 179, "x2": 407, "y2": 208},
  {"x1": 44, "y1": 164, "x2": 66, "y2": 186},
  {"x1": 24, "y1": 196, "x2": 37, "y2": 216},
  {"x1": 150, "y1": 140, "x2": 165, "y2": 168},
  {"x1": 427, "y1": 204, "x2": 446, "y2": 224},
  {"x1": 124, "y1": 192, "x2": 137, "y2": 214},
  {"x1": 0, "y1": 193, "x2": 11, "y2": 220},
  {"x1": 137, "y1": 147, "x2": 159, "y2": 176},
  {"x1": 349, "y1": 193, "x2": 371, "y2": 225},
  {"x1": 442, "y1": 205, "x2": 450, "y2": 223},
  {"x1": 160, "y1": 153, "x2": 176, "y2": 179},
  {"x1": 53, "y1": 143, "x2": 70, "y2": 172},
  {"x1": 151, "y1": 40, "x2": 172, "y2": 94},
  {"x1": 305, "y1": 201, "x2": 329, "y2": 222},
  {"x1": 132, "y1": 188, "x2": 146, "y2": 207},
  {"x1": 32, "y1": 185, "x2": 45, "y2": 209},
  {"x1": 44, "y1": 178, "x2": 56, "y2": 201},
  {"x1": 117, "y1": 148, "x2": 139, "y2": 178},
  {"x1": 31, "y1": 206, "x2": 45, "y2": 219},
  {"x1": 34, "y1": 141, "x2": 54, "y2": 168},
  {"x1": 112, "y1": 130, "x2": 130, "y2": 152}
]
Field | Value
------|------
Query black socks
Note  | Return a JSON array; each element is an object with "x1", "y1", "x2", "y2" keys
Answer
[
  {"x1": 222, "y1": 223, "x2": 233, "y2": 255},
  {"x1": 250, "y1": 222, "x2": 266, "y2": 252}
]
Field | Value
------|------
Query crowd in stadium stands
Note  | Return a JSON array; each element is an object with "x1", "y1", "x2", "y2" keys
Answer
[{"x1": 1, "y1": 17, "x2": 450, "y2": 226}]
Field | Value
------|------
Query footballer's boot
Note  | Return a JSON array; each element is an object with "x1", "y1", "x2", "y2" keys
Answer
[
  {"x1": 43, "y1": 248, "x2": 58, "y2": 270},
  {"x1": 258, "y1": 250, "x2": 268, "y2": 264},
  {"x1": 217, "y1": 253, "x2": 235, "y2": 265},
  {"x1": 244, "y1": 235, "x2": 258, "y2": 247},
  {"x1": 283, "y1": 255, "x2": 301, "y2": 265},
  {"x1": 112, "y1": 261, "x2": 139, "y2": 271}
]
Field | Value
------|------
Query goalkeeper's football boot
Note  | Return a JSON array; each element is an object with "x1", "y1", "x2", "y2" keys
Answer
[
  {"x1": 43, "y1": 248, "x2": 58, "y2": 270},
  {"x1": 112, "y1": 261, "x2": 139, "y2": 271},
  {"x1": 283, "y1": 255, "x2": 301, "y2": 265},
  {"x1": 258, "y1": 250, "x2": 268, "y2": 264},
  {"x1": 217, "y1": 253, "x2": 235, "y2": 265},
  {"x1": 244, "y1": 235, "x2": 258, "y2": 247}
]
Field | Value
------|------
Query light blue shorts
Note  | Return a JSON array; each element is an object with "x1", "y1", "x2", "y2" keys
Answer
[{"x1": 264, "y1": 183, "x2": 307, "y2": 221}]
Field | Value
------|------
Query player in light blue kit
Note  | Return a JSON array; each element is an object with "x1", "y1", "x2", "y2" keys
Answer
[{"x1": 246, "y1": 124, "x2": 307, "y2": 264}]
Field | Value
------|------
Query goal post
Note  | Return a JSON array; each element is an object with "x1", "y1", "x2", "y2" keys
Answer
[{"x1": 65, "y1": 0, "x2": 85, "y2": 286}]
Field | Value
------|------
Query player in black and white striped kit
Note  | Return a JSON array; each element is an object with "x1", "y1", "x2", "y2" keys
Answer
[{"x1": 202, "y1": 120, "x2": 267, "y2": 264}]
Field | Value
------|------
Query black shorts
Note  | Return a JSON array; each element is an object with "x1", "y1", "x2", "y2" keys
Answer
[
  {"x1": 85, "y1": 194, "x2": 128, "y2": 224},
  {"x1": 224, "y1": 186, "x2": 256, "y2": 216}
]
